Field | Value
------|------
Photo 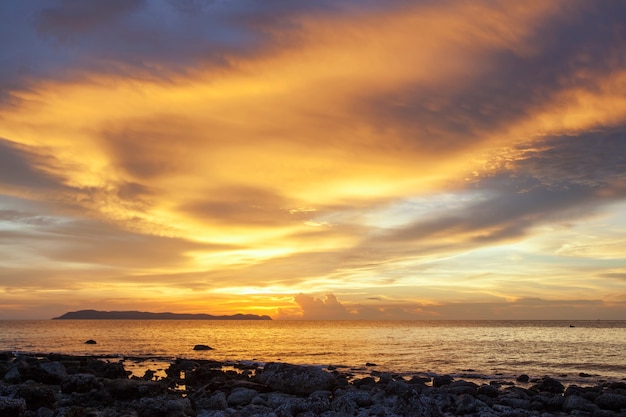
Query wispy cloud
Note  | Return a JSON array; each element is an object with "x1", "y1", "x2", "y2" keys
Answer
[{"x1": 1, "y1": 0, "x2": 625, "y2": 318}]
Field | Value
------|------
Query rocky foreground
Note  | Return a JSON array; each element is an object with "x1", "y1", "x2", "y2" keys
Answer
[{"x1": 1, "y1": 352, "x2": 626, "y2": 417}]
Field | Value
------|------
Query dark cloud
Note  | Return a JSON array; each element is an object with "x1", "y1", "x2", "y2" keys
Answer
[
  {"x1": 0, "y1": 138, "x2": 63, "y2": 190},
  {"x1": 39, "y1": 219, "x2": 234, "y2": 268},
  {"x1": 372, "y1": 127, "x2": 626, "y2": 251},
  {"x1": 507, "y1": 130, "x2": 626, "y2": 190},
  {"x1": 37, "y1": 0, "x2": 146, "y2": 40},
  {"x1": 181, "y1": 186, "x2": 298, "y2": 227},
  {"x1": 357, "y1": 2, "x2": 626, "y2": 152}
]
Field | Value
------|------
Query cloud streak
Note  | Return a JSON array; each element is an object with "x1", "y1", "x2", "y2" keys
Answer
[{"x1": 1, "y1": 0, "x2": 625, "y2": 318}]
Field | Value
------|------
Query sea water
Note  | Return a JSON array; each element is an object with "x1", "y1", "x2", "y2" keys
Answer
[{"x1": 1, "y1": 320, "x2": 625, "y2": 385}]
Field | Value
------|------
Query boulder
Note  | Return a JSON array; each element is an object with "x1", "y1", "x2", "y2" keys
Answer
[
  {"x1": 530, "y1": 376, "x2": 564, "y2": 394},
  {"x1": 193, "y1": 344, "x2": 214, "y2": 351},
  {"x1": 0, "y1": 395, "x2": 26, "y2": 417},
  {"x1": 255, "y1": 362, "x2": 336, "y2": 395},
  {"x1": 38, "y1": 361, "x2": 67, "y2": 384},
  {"x1": 84, "y1": 339, "x2": 97, "y2": 344},
  {"x1": 595, "y1": 392, "x2": 626, "y2": 411},
  {"x1": 516, "y1": 374, "x2": 530, "y2": 383},
  {"x1": 227, "y1": 387, "x2": 258, "y2": 406},
  {"x1": 562, "y1": 394, "x2": 598, "y2": 413},
  {"x1": 447, "y1": 380, "x2": 478, "y2": 395},
  {"x1": 456, "y1": 393, "x2": 477, "y2": 414},
  {"x1": 4, "y1": 366, "x2": 21, "y2": 384},
  {"x1": 193, "y1": 391, "x2": 228, "y2": 410},
  {"x1": 104, "y1": 378, "x2": 165, "y2": 400},
  {"x1": 137, "y1": 397, "x2": 194, "y2": 417},
  {"x1": 15, "y1": 381, "x2": 56, "y2": 411},
  {"x1": 432, "y1": 374, "x2": 454, "y2": 387},
  {"x1": 60, "y1": 373, "x2": 103, "y2": 394},
  {"x1": 477, "y1": 384, "x2": 500, "y2": 398}
]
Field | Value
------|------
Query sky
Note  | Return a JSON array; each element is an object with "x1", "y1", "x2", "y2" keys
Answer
[{"x1": 1, "y1": 0, "x2": 626, "y2": 320}]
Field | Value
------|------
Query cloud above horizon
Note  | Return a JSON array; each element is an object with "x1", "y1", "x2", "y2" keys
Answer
[{"x1": 1, "y1": 0, "x2": 626, "y2": 319}]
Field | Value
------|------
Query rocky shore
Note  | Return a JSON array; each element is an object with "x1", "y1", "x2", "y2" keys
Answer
[{"x1": 1, "y1": 352, "x2": 626, "y2": 417}]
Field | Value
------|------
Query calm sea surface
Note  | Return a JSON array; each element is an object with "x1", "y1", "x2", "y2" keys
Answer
[{"x1": 1, "y1": 320, "x2": 625, "y2": 385}]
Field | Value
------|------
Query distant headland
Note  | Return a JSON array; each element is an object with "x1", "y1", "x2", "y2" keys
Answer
[{"x1": 52, "y1": 309, "x2": 272, "y2": 320}]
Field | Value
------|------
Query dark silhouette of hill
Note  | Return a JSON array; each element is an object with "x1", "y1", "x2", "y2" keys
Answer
[{"x1": 52, "y1": 309, "x2": 272, "y2": 320}]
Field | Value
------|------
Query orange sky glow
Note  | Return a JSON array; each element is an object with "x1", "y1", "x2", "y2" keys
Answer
[{"x1": 1, "y1": 0, "x2": 626, "y2": 319}]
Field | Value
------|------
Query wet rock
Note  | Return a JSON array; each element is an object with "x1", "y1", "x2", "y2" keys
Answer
[
  {"x1": 477, "y1": 383, "x2": 500, "y2": 398},
  {"x1": 516, "y1": 374, "x2": 530, "y2": 383},
  {"x1": 352, "y1": 376, "x2": 376, "y2": 389},
  {"x1": 432, "y1": 374, "x2": 454, "y2": 387},
  {"x1": 565, "y1": 385, "x2": 601, "y2": 402},
  {"x1": 447, "y1": 379, "x2": 478, "y2": 395},
  {"x1": 255, "y1": 362, "x2": 336, "y2": 395},
  {"x1": 531, "y1": 376, "x2": 565, "y2": 394},
  {"x1": 193, "y1": 344, "x2": 213, "y2": 351},
  {"x1": 84, "y1": 340, "x2": 97, "y2": 344},
  {"x1": 185, "y1": 366, "x2": 227, "y2": 387}
]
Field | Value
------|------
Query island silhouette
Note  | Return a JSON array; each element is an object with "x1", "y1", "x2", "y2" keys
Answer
[{"x1": 52, "y1": 309, "x2": 272, "y2": 320}]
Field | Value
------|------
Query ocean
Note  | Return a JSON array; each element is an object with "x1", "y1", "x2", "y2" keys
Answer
[{"x1": 1, "y1": 320, "x2": 625, "y2": 386}]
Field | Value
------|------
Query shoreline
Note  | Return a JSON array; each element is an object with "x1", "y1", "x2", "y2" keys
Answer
[
  {"x1": 2, "y1": 352, "x2": 626, "y2": 416},
  {"x1": 8, "y1": 349, "x2": 622, "y2": 389}
]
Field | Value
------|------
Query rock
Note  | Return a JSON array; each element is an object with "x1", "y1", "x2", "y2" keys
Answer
[
  {"x1": 456, "y1": 393, "x2": 477, "y2": 414},
  {"x1": 35, "y1": 407, "x2": 54, "y2": 417},
  {"x1": 447, "y1": 380, "x2": 478, "y2": 395},
  {"x1": 60, "y1": 373, "x2": 102, "y2": 394},
  {"x1": 365, "y1": 362, "x2": 377, "y2": 367},
  {"x1": 499, "y1": 396, "x2": 532, "y2": 410},
  {"x1": 432, "y1": 374, "x2": 454, "y2": 387},
  {"x1": 84, "y1": 339, "x2": 97, "y2": 344},
  {"x1": 193, "y1": 390, "x2": 228, "y2": 410},
  {"x1": 15, "y1": 381, "x2": 56, "y2": 411},
  {"x1": 104, "y1": 378, "x2": 165, "y2": 400},
  {"x1": 255, "y1": 362, "x2": 336, "y2": 395},
  {"x1": 595, "y1": 392, "x2": 626, "y2": 410},
  {"x1": 531, "y1": 376, "x2": 565, "y2": 394},
  {"x1": 477, "y1": 384, "x2": 500, "y2": 398},
  {"x1": 138, "y1": 397, "x2": 194, "y2": 417},
  {"x1": 197, "y1": 411, "x2": 228, "y2": 417},
  {"x1": 38, "y1": 361, "x2": 67, "y2": 384},
  {"x1": 516, "y1": 374, "x2": 530, "y2": 382},
  {"x1": 0, "y1": 395, "x2": 27, "y2": 417},
  {"x1": 227, "y1": 387, "x2": 258, "y2": 406},
  {"x1": 193, "y1": 344, "x2": 214, "y2": 351},
  {"x1": 4, "y1": 365, "x2": 21, "y2": 384},
  {"x1": 562, "y1": 394, "x2": 598, "y2": 413}
]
